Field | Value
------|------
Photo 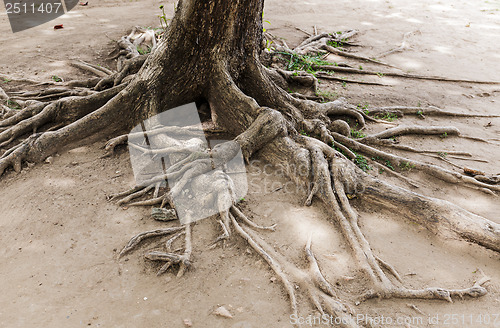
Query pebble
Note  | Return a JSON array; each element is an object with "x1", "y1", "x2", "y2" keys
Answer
[{"x1": 214, "y1": 306, "x2": 233, "y2": 318}]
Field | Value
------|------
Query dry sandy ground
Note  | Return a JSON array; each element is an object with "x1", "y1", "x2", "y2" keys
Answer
[{"x1": 1, "y1": 0, "x2": 500, "y2": 327}]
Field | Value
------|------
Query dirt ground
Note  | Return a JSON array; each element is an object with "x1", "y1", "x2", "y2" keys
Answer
[{"x1": 1, "y1": 0, "x2": 500, "y2": 327}]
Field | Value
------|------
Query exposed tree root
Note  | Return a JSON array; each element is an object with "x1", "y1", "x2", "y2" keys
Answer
[
  {"x1": 363, "y1": 140, "x2": 491, "y2": 171},
  {"x1": 290, "y1": 92, "x2": 323, "y2": 101},
  {"x1": 313, "y1": 65, "x2": 500, "y2": 84},
  {"x1": 361, "y1": 124, "x2": 497, "y2": 146},
  {"x1": 145, "y1": 223, "x2": 192, "y2": 277},
  {"x1": 366, "y1": 105, "x2": 500, "y2": 119},
  {"x1": 10, "y1": 88, "x2": 96, "y2": 101},
  {"x1": 266, "y1": 29, "x2": 395, "y2": 69},
  {"x1": 323, "y1": 45, "x2": 395, "y2": 67},
  {"x1": 230, "y1": 206, "x2": 276, "y2": 231},
  {"x1": 363, "y1": 139, "x2": 473, "y2": 157},
  {"x1": 325, "y1": 160, "x2": 491, "y2": 303},
  {"x1": 69, "y1": 60, "x2": 114, "y2": 77},
  {"x1": 0, "y1": 73, "x2": 60, "y2": 85},
  {"x1": 362, "y1": 175, "x2": 500, "y2": 252},
  {"x1": 119, "y1": 226, "x2": 185, "y2": 257},
  {"x1": 316, "y1": 72, "x2": 389, "y2": 86},
  {"x1": 0, "y1": 87, "x2": 9, "y2": 100},
  {"x1": 361, "y1": 125, "x2": 460, "y2": 140},
  {"x1": 95, "y1": 55, "x2": 147, "y2": 91},
  {"x1": 377, "y1": 31, "x2": 420, "y2": 58},
  {"x1": 333, "y1": 132, "x2": 500, "y2": 193},
  {"x1": 370, "y1": 160, "x2": 421, "y2": 189},
  {"x1": 273, "y1": 68, "x2": 319, "y2": 91}
]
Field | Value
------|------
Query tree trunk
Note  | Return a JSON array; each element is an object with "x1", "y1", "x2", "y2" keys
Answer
[{"x1": 133, "y1": 0, "x2": 266, "y2": 131}]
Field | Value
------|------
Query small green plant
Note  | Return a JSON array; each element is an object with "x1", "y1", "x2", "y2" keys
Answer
[
  {"x1": 440, "y1": 132, "x2": 448, "y2": 139},
  {"x1": 326, "y1": 34, "x2": 349, "y2": 48},
  {"x1": 437, "y1": 152, "x2": 448, "y2": 158},
  {"x1": 51, "y1": 75, "x2": 62, "y2": 82},
  {"x1": 416, "y1": 110, "x2": 425, "y2": 119},
  {"x1": 376, "y1": 72, "x2": 385, "y2": 78},
  {"x1": 315, "y1": 89, "x2": 338, "y2": 101},
  {"x1": 137, "y1": 46, "x2": 151, "y2": 55},
  {"x1": 350, "y1": 129, "x2": 366, "y2": 139},
  {"x1": 262, "y1": 20, "x2": 271, "y2": 32},
  {"x1": 358, "y1": 65, "x2": 363, "y2": 70},
  {"x1": 341, "y1": 81, "x2": 347, "y2": 88},
  {"x1": 239, "y1": 197, "x2": 246, "y2": 202},
  {"x1": 374, "y1": 112, "x2": 398, "y2": 122},
  {"x1": 159, "y1": 5, "x2": 169, "y2": 31},
  {"x1": 263, "y1": 15, "x2": 271, "y2": 33},
  {"x1": 399, "y1": 161, "x2": 415, "y2": 171},
  {"x1": 299, "y1": 130, "x2": 309, "y2": 136},
  {"x1": 6, "y1": 99, "x2": 20, "y2": 109},
  {"x1": 385, "y1": 160, "x2": 395, "y2": 170},
  {"x1": 357, "y1": 103, "x2": 369, "y2": 111},
  {"x1": 275, "y1": 51, "x2": 333, "y2": 75},
  {"x1": 354, "y1": 154, "x2": 371, "y2": 172},
  {"x1": 2, "y1": 78, "x2": 11, "y2": 84},
  {"x1": 264, "y1": 39, "x2": 273, "y2": 51},
  {"x1": 327, "y1": 40, "x2": 341, "y2": 48}
]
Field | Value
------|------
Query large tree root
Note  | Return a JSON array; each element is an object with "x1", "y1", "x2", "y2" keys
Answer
[
  {"x1": 1, "y1": 17, "x2": 499, "y2": 327},
  {"x1": 265, "y1": 29, "x2": 500, "y2": 88},
  {"x1": 110, "y1": 96, "x2": 498, "y2": 327},
  {"x1": 365, "y1": 105, "x2": 500, "y2": 119},
  {"x1": 377, "y1": 31, "x2": 420, "y2": 58},
  {"x1": 312, "y1": 65, "x2": 500, "y2": 84}
]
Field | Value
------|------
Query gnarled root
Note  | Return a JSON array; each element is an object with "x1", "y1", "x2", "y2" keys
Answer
[
  {"x1": 146, "y1": 223, "x2": 193, "y2": 277},
  {"x1": 0, "y1": 83, "x2": 133, "y2": 175},
  {"x1": 231, "y1": 210, "x2": 359, "y2": 327},
  {"x1": 299, "y1": 144, "x2": 493, "y2": 305},
  {"x1": 362, "y1": 175, "x2": 500, "y2": 253},
  {"x1": 332, "y1": 132, "x2": 500, "y2": 194}
]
